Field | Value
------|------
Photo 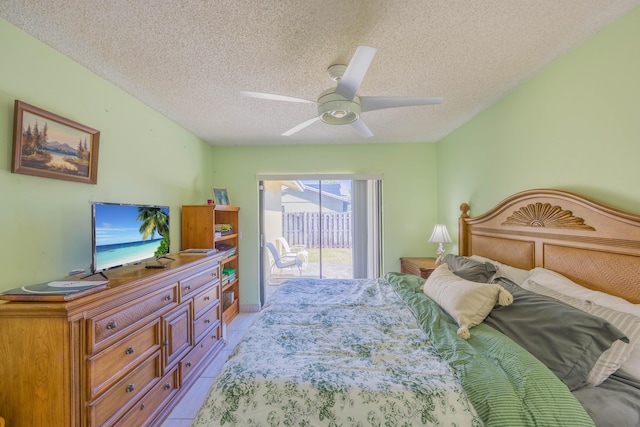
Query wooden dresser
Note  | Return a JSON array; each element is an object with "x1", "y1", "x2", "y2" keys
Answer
[
  {"x1": 400, "y1": 257, "x2": 438, "y2": 279},
  {"x1": 0, "y1": 254, "x2": 224, "y2": 427}
]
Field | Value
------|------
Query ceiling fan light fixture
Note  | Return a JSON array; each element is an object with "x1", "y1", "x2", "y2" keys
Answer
[
  {"x1": 320, "y1": 110, "x2": 358, "y2": 125},
  {"x1": 318, "y1": 90, "x2": 361, "y2": 125}
]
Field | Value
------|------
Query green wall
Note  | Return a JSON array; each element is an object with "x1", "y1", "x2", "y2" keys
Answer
[
  {"x1": 209, "y1": 143, "x2": 438, "y2": 305},
  {"x1": 8, "y1": 3, "x2": 636, "y2": 306},
  {"x1": 0, "y1": 18, "x2": 439, "y2": 304},
  {"x1": 437, "y1": 6, "x2": 640, "y2": 251},
  {"x1": 0, "y1": 18, "x2": 214, "y2": 291}
]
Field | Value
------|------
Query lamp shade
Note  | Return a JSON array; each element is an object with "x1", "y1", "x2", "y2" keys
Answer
[{"x1": 428, "y1": 224, "x2": 452, "y2": 243}]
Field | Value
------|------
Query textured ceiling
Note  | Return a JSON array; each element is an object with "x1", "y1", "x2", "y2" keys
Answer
[{"x1": 2, "y1": 1, "x2": 639, "y2": 146}]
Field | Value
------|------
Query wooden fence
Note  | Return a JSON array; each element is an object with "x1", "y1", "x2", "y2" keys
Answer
[{"x1": 283, "y1": 212, "x2": 352, "y2": 249}]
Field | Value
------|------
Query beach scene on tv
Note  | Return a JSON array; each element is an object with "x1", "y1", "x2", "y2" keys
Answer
[{"x1": 93, "y1": 203, "x2": 170, "y2": 271}]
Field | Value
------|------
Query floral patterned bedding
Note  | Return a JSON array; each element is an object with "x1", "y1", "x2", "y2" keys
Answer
[
  {"x1": 193, "y1": 277, "x2": 482, "y2": 426},
  {"x1": 193, "y1": 275, "x2": 594, "y2": 426}
]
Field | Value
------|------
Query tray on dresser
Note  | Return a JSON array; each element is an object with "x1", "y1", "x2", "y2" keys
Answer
[{"x1": 0, "y1": 280, "x2": 109, "y2": 302}]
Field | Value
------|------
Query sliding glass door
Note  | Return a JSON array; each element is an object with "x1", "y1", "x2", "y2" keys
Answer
[{"x1": 259, "y1": 175, "x2": 382, "y2": 305}]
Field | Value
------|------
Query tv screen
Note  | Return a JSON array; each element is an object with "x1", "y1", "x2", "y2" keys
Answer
[{"x1": 92, "y1": 202, "x2": 170, "y2": 272}]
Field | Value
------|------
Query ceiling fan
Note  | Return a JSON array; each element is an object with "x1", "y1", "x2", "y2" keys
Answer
[{"x1": 241, "y1": 46, "x2": 443, "y2": 138}]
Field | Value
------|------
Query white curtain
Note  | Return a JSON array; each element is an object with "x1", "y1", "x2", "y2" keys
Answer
[{"x1": 352, "y1": 179, "x2": 382, "y2": 278}]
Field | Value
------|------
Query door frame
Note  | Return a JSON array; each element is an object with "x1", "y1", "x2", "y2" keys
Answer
[{"x1": 257, "y1": 173, "x2": 383, "y2": 308}]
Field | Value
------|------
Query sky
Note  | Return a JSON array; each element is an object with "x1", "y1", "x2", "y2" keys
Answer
[
  {"x1": 23, "y1": 111, "x2": 91, "y2": 148},
  {"x1": 94, "y1": 203, "x2": 169, "y2": 246}
]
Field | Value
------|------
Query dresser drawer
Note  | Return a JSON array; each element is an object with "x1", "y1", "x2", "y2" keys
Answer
[
  {"x1": 88, "y1": 319, "x2": 161, "y2": 398},
  {"x1": 193, "y1": 303, "x2": 220, "y2": 343},
  {"x1": 163, "y1": 302, "x2": 193, "y2": 372},
  {"x1": 89, "y1": 285, "x2": 178, "y2": 352},
  {"x1": 89, "y1": 352, "x2": 162, "y2": 427},
  {"x1": 115, "y1": 367, "x2": 179, "y2": 427},
  {"x1": 193, "y1": 285, "x2": 220, "y2": 317},
  {"x1": 181, "y1": 328, "x2": 220, "y2": 383},
  {"x1": 180, "y1": 265, "x2": 219, "y2": 299}
]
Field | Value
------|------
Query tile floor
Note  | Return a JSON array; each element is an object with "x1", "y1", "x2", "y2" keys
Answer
[{"x1": 160, "y1": 311, "x2": 258, "y2": 427}]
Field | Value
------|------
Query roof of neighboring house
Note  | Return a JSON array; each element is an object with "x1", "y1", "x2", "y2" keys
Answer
[{"x1": 285, "y1": 183, "x2": 351, "y2": 204}]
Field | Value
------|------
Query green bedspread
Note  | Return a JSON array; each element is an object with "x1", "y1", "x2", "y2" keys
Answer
[
  {"x1": 192, "y1": 274, "x2": 594, "y2": 426},
  {"x1": 386, "y1": 272, "x2": 595, "y2": 427}
]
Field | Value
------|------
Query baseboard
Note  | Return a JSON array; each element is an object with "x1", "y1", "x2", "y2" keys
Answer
[{"x1": 240, "y1": 303, "x2": 260, "y2": 312}]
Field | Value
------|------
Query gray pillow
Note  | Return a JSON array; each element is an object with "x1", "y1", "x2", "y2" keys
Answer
[
  {"x1": 485, "y1": 278, "x2": 628, "y2": 391},
  {"x1": 442, "y1": 254, "x2": 497, "y2": 283}
]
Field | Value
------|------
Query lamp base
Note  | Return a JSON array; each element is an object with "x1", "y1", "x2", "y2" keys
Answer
[{"x1": 435, "y1": 243, "x2": 446, "y2": 265}]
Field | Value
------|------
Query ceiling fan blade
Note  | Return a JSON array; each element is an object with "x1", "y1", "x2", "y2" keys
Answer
[
  {"x1": 241, "y1": 91, "x2": 316, "y2": 104},
  {"x1": 282, "y1": 117, "x2": 321, "y2": 136},
  {"x1": 335, "y1": 46, "x2": 377, "y2": 101},
  {"x1": 360, "y1": 96, "x2": 443, "y2": 112},
  {"x1": 350, "y1": 118, "x2": 374, "y2": 138}
]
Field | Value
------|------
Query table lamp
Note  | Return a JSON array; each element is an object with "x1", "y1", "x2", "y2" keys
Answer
[{"x1": 428, "y1": 224, "x2": 452, "y2": 265}]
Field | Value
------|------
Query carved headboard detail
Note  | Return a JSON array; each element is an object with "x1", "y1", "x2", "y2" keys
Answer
[
  {"x1": 458, "y1": 189, "x2": 640, "y2": 303},
  {"x1": 501, "y1": 202, "x2": 595, "y2": 230}
]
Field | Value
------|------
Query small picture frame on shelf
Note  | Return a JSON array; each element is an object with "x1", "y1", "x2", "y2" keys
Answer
[{"x1": 212, "y1": 187, "x2": 230, "y2": 205}]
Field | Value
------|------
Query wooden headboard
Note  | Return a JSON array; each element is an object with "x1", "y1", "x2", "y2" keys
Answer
[{"x1": 458, "y1": 189, "x2": 640, "y2": 303}]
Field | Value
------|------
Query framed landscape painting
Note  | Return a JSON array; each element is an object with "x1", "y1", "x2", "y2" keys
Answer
[{"x1": 12, "y1": 100, "x2": 100, "y2": 184}]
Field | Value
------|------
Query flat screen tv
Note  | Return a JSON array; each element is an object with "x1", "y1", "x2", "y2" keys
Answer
[{"x1": 92, "y1": 202, "x2": 170, "y2": 273}]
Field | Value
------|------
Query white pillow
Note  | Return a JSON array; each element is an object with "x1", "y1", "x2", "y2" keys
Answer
[
  {"x1": 470, "y1": 255, "x2": 531, "y2": 285},
  {"x1": 621, "y1": 339, "x2": 640, "y2": 380},
  {"x1": 526, "y1": 268, "x2": 640, "y2": 318},
  {"x1": 525, "y1": 279, "x2": 640, "y2": 386},
  {"x1": 423, "y1": 264, "x2": 513, "y2": 340}
]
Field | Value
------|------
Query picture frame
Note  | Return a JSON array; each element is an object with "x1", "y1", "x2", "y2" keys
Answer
[
  {"x1": 12, "y1": 100, "x2": 100, "y2": 184},
  {"x1": 212, "y1": 187, "x2": 230, "y2": 205}
]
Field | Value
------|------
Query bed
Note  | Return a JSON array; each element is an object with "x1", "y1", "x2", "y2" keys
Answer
[{"x1": 192, "y1": 189, "x2": 640, "y2": 426}]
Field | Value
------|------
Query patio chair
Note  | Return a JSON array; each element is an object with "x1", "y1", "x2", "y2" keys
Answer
[
  {"x1": 275, "y1": 237, "x2": 308, "y2": 268},
  {"x1": 266, "y1": 242, "x2": 302, "y2": 277}
]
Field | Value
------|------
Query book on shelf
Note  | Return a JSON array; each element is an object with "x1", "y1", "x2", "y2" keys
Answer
[
  {"x1": 215, "y1": 224, "x2": 233, "y2": 235},
  {"x1": 215, "y1": 243, "x2": 237, "y2": 256},
  {"x1": 179, "y1": 248, "x2": 218, "y2": 256},
  {"x1": 223, "y1": 290, "x2": 235, "y2": 309}
]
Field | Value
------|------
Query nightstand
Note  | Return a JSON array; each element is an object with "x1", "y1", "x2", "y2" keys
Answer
[{"x1": 400, "y1": 257, "x2": 438, "y2": 279}]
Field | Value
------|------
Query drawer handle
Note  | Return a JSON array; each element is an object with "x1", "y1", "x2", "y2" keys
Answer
[
  {"x1": 106, "y1": 321, "x2": 117, "y2": 330},
  {"x1": 186, "y1": 362, "x2": 192, "y2": 368},
  {"x1": 164, "y1": 383, "x2": 171, "y2": 390},
  {"x1": 140, "y1": 403, "x2": 146, "y2": 410},
  {"x1": 185, "y1": 285, "x2": 191, "y2": 290},
  {"x1": 164, "y1": 295, "x2": 172, "y2": 301},
  {"x1": 125, "y1": 346, "x2": 135, "y2": 355},
  {"x1": 204, "y1": 296, "x2": 210, "y2": 301},
  {"x1": 126, "y1": 384, "x2": 135, "y2": 393},
  {"x1": 204, "y1": 319, "x2": 211, "y2": 324}
]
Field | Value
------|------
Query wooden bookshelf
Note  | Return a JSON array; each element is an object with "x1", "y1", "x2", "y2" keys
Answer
[{"x1": 181, "y1": 204, "x2": 240, "y2": 324}]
